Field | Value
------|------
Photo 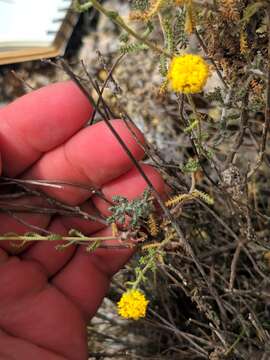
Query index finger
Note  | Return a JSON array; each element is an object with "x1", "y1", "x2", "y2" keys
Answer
[{"x1": 0, "y1": 81, "x2": 92, "y2": 177}]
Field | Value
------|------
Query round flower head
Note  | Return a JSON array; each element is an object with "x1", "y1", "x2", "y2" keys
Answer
[
  {"x1": 117, "y1": 289, "x2": 149, "y2": 320},
  {"x1": 167, "y1": 54, "x2": 210, "y2": 94}
]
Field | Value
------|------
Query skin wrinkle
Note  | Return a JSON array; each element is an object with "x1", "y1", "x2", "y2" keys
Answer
[
  {"x1": 53, "y1": 269, "x2": 109, "y2": 320},
  {"x1": 0, "y1": 329, "x2": 70, "y2": 360},
  {"x1": 0, "y1": 258, "x2": 47, "y2": 309},
  {"x1": 0, "y1": 249, "x2": 8, "y2": 263},
  {"x1": 4, "y1": 113, "x2": 42, "y2": 156},
  {"x1": 49, "y1": 245, "x2": 78, "y2": 280},
  {"x1": 0, "y1": 260, "x2": 80, "y2": 357},
  {"x1": 22, "y1": 220, "x2": 78, "y2": 278},
  {"x1": 32, "y1": 251, "x2": 99, "y2": 325},
  {"x1": 43, "y1": 140, "x2": 92, "y2": 204},
  {"x1": 63, "y1": 127, "x2": 97, "y2": 188},
  {"x1": 62, "y1": 140, "x2": 91, "y2": 190},
  {"x1": 52, "y1": 255, "x2": 112, "y2": 320},
  {"x1": 0, "y1": 115, "x2": 40, "y2": 176},
  {"x1": 0, "y1": 284, "x2": 87, "y2": 360}
]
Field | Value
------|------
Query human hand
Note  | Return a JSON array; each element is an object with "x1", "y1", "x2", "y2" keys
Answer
[{"x1": 0, "y1": 81, "x2": 164, "y2": 360}]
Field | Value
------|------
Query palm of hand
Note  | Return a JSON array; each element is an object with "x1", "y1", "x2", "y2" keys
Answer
[{"x1": 0, "y1": 82, "x2": 164, "y2": 360}]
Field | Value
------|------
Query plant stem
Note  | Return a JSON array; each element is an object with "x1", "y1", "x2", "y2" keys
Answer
[
  {"x1": 0, "y1": 235, "x2": 117, "y2": 242},
  {"x1": 248, "y1": 5, "x2": 270, "y2": 178},
  {"x1": 224, "y1": 328, "x2": 245, "y2": 356},
  {"x1": 194, "y1": 29, "x2": 228, "y2": 89},
  {"x1": 88, "y1": 0, "x2": 171, "y2": 57},
  {"x1": 132, "y1": 255, "x2": 155, "y2": 289},
  {"x1": 187, "y1": 94, "x2": 202, "y2": 147}
]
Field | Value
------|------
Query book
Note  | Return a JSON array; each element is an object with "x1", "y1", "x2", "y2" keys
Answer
[{"x1": 0, "y1": 0, "x2": 78, "y2": 65}]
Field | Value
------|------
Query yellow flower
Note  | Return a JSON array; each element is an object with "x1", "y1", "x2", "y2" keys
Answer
[
  {"x1": 117, "y1": 289, "x2": 149, "y2": 320},
  {"x1": 167, "y1": 54, "x2": 210, "y2": 94}
]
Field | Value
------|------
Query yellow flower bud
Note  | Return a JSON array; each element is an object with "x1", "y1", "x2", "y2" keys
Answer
[
  {"x1": 167, "y1": 54, "x2": 210, "y2": 94},
  {"x1": 117, "y1": 289, "x2": 149, "y2": 320}
]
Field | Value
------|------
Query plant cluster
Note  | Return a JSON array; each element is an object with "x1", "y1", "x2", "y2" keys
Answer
[{"x1": 3, "y1": 0, "x2": 270, "y2": 358}]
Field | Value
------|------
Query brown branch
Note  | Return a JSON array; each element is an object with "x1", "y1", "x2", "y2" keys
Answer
[
  {"x1": 229, "y1": 240, "x2": 243, "y2": 291},
  {"x1": 226, "y1": 91, "x2": 249, "y2": 166},
  {"x1": 248, "y1": 6, "x2": 270, "y2": 178},
  {"x1": 194, "y1": 29, "x2": 228, "y2": 89},
  {"x1": 82, "y1": 54, "x2": 125, "y2": 124}
]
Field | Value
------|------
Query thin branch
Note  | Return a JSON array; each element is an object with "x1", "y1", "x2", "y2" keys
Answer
[
  {"x1": 229, "y1": 240, "x2": 243, "y2": 291},
  {"x1": 86, "y1": 0, "x2": 171, "y2": 57},
  {"x1": 248, "y1": 6, "x2": 270, "y2": 178},
  {"x1": 194, "y1": 29, "x2": 228, "y2": 89}
]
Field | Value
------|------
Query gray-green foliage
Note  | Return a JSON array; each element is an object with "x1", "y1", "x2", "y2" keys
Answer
[
  {"x1": 131, "y1": 0, "x2": 150, "y2": 11},
  {"x1": 159, "y1": 53, "x2": 168, "y2": 76},
  {"x1": 73, "y1": 0, "x2": 92, "y2": 12},
  {"x1": 182, "y1": 158, "x2": 200, "y2": 173},
  {"x1": 174, "y1": 8, "x2": 188, "y2": 48},
  {"x1": 204, "y1": 87, "x2": 224, "y2": 104},
  {"x1": 119, "y1": 42, "x2": 149, "y2": 54},
  {"x1": 119, "y1": 21, "x2": 153, "y2": 54},
  {"x1": 139, "y1": 247, "x2": 159, "y2": 271},
  {"x1": 163, "y1": 17, "x2": 175, "y2": 54},
  {"x1": 107, "y1": 189, "x2": 154, "y2": 228}
]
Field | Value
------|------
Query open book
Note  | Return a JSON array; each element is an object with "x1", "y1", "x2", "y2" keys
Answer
[{"x1": 0, "y1": 0, "x2": 78, "y2": 65}]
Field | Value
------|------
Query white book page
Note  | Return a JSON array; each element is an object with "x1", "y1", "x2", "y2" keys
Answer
[{"x1": 0, "y1": 0, "x2": 72, "y2": 47}]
